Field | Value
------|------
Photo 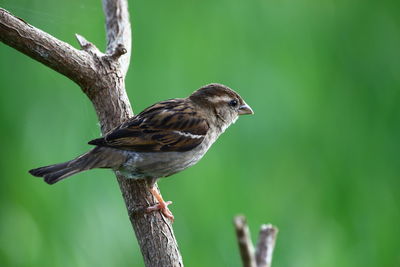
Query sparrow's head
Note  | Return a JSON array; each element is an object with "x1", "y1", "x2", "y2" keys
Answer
[{"x1": 189, "y1": 83, "x2": 253, "y2": 128}]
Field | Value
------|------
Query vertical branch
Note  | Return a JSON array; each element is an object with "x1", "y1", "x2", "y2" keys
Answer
[
  {"x1": 100, "y1": 1, "x2": 184, "y2": 267},
  {"x1": 103, "y1": 0, "x2": 132, "y2": 75}
]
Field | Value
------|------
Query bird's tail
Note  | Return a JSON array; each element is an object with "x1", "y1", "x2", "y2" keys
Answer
[{"x1": 29, "y1": 147, "x2": 125, "y2": 184}]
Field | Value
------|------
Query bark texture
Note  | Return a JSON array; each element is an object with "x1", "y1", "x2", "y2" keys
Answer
[{"x1": 0, "y1": 3, "x2": 183, "y2": 266}]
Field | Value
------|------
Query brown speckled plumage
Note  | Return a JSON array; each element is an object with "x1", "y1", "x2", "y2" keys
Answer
[{"x1": 88, "y1": 98, "x2": 209, "y2": 152}]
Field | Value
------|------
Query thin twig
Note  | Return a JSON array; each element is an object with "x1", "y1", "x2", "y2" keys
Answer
[
  {"x1": 234, "y1": 215, "x2": 257, "y2": 267},
  {"x1": 256, "y1": 224, "x2": 278, "y2": 267}
]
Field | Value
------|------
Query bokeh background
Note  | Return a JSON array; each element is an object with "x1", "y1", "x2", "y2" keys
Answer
[{"x1": 0, "y1": 0, "x2": 399, "y2": 266}]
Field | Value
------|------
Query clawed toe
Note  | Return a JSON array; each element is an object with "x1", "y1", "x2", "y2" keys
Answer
[
  {"x1": 147, "y1": 187, "x2": 174, "y2": 221},
  {"x1": 146, "y1": 201, "x2": 174, "y2": 221}
]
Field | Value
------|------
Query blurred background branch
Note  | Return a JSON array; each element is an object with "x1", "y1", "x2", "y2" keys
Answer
[{"x1": 234, "y1": 215, "x2": 278, "y2": 267}]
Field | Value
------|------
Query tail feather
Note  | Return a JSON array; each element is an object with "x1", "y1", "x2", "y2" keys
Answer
[
  {"x1": 43, "y1": 168, "x2": 81, "y2": 184},
  {"x1": 29, "y1": 147, "x2": 125, "y2": 184},
  {"x1": 29, "y1": 161, "x2": 86, "y2": 184},
  {"x1": 29, "y1": 162, "x2": 69, "y2": 177}
]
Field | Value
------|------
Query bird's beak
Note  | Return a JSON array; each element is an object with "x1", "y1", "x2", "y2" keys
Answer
[{"x1": 238, "y1": 103, "x2": 254, "y2": 115}]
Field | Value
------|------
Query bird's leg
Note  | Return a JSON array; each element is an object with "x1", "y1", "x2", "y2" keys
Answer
[{"x1": 146, "y1": 186, "x2": 174, "y2": 221}]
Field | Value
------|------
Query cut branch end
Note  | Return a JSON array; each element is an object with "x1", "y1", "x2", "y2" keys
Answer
[
  {"x1": 110, "y1": 43, "x2": 127, "y2": 59},
  {"x1": 75, "y1": 33, "x2": 92, "y2": 49}
]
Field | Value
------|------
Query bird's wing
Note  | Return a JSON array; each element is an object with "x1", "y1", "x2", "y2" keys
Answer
[{"x1": 88, "y1": 99, "x2": 209, "y2": 152}]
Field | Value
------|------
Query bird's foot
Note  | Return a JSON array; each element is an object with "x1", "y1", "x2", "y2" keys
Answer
[
  {"x1": 147, "y1": 187, "x2": 175, "y2": 221},
  {"x1": 146, "y1": 200, "x2": 174, "y2": 221}
]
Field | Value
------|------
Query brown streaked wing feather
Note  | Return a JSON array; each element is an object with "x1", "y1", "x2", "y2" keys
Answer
[{"x1": 88, "y1": 99, "x2": 209, "y2": 152}]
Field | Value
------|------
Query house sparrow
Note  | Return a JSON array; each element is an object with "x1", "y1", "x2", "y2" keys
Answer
[{"x1": 29, "y1": 83, "x2": 253, "y2": 220}]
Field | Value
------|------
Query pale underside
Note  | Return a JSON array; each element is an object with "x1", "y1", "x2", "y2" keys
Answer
[{"x1": 116, "y1": 124, "x2": 224, "y2": 179}]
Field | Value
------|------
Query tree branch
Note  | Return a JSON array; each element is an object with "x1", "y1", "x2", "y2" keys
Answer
[
  {"x1": 0, "y1": 8, "x2": 97, "y2": 89},
  {"x1": 234, "y1": 215, "x2": 278, "y2": 267},
  {"x1": 0, "y1": 3, "x2": 183, "y2": 266}
]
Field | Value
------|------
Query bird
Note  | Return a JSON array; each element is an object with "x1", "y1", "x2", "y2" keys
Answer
[{"x1": 29, "y1": 83, "x2": 253, "y2": 220}]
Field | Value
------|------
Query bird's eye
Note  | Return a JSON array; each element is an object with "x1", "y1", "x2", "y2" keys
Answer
[{"x1": 229, "y1": 99, "x2": 238, "y2": 107}]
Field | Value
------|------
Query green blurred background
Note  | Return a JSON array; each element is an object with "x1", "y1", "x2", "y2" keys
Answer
[{"x1": 1, "y1": 0, "x2": 399, "y2": 266}]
